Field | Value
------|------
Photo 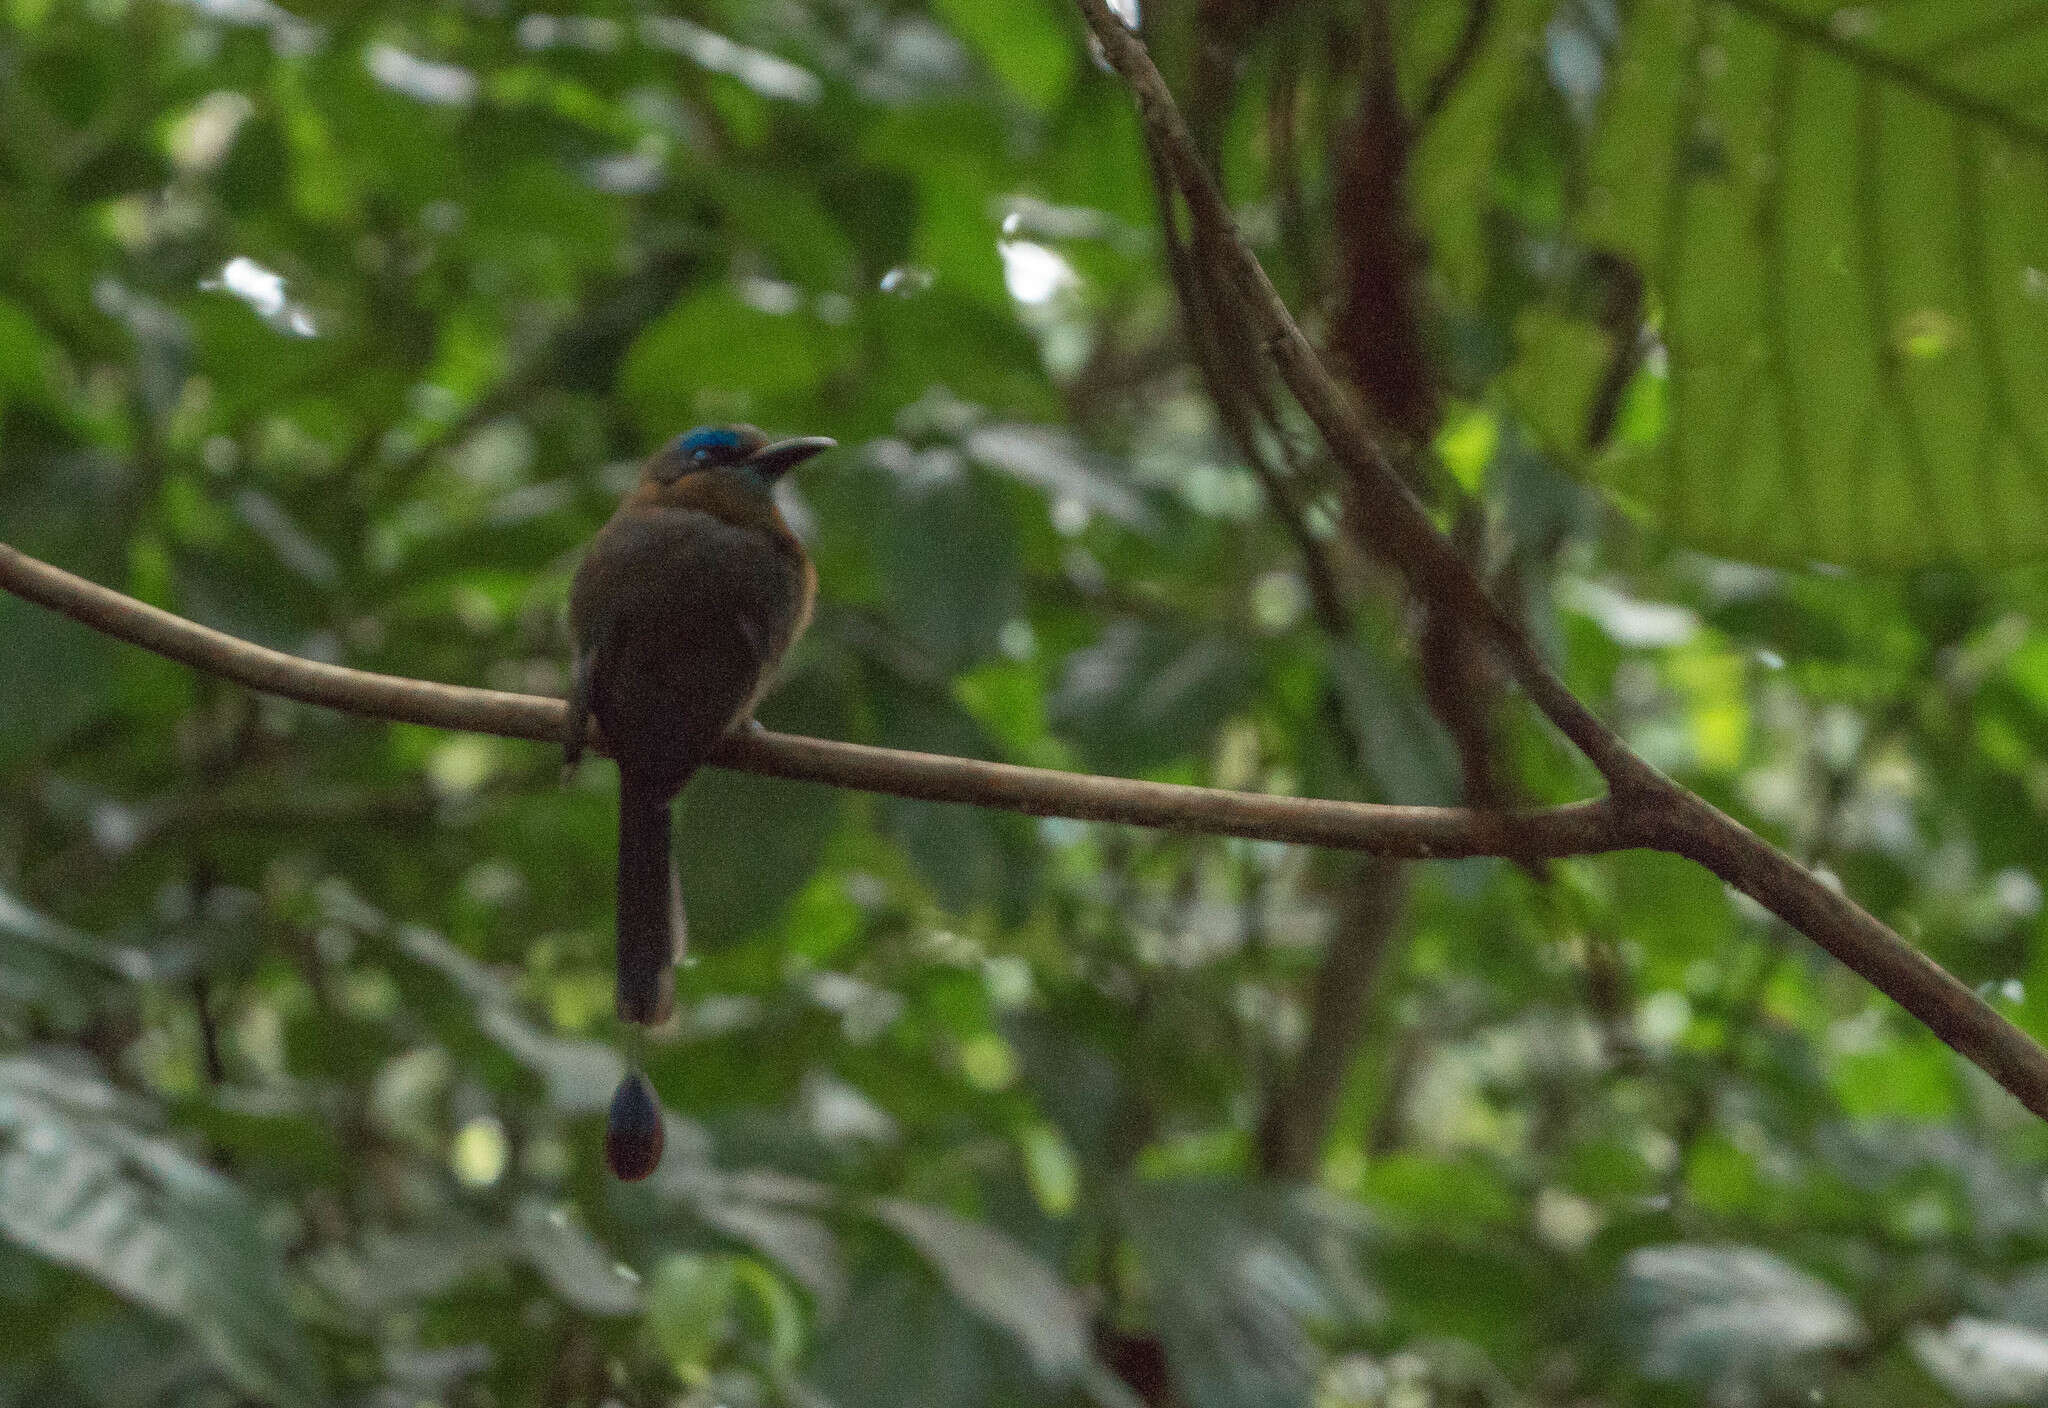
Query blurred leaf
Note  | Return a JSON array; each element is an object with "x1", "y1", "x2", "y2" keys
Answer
[
  {"x1": 732, "y1": 1255, "x2": 807, "y2": 1367},
  {"x1": 1327, "y1": 640, "x2": 1461, "y2": 806},
  {"x1": 514, "y1": 1199, "x2": 639, "y2": 1318},
  {"x1": 1051, "y1": 620, "x2": 1255, "y2": 774},
  {"x1": 172, "y1": 1094, "x2": 346, "y2": 1187},
  {"x1": 306, "y1": 1224, "x2": 510, "y2": 1317},
  {"x1": 620, "y1": 288, "x2": 848, "y2": 436},
  {"x1": 0, "y1": 443, "x2": 127, "y2": 767},
  {"x1": 0, "y1": 1054, "x2": 320, "y2": 1406},
  {"x1": 931, "y1": 0, "x2": 1074, "y2": 111},
  {"x1": 672, "y1": 769, "x2": 841, "y2": 948},
  {"x1": 869, "y1": 672, "x2": 1042, "y2": 919},
  {"x1": 395, "y1": 925, "x2": 622, "y2": 1112},
  {"x1": 965, "y1": 422, "x2": 1151, "y2": 528},
  {"x1": 809, "y1": 1267, "x2": 1008, "y2": 1408},
  {"x1": 55, "y1": 1313, "x2": 214, "y2": 1408},
  {"x1": 1018, "y1": 1123, "x2": 1079, "y2": 1218},
  {"x1": 1125, "y1": 1180, "x2": 1372, "y2": 1408},
  {"x1": 0, "y1": 300, "x2": 59, "y2": 410},
  {"x1": 1406, "y1": 0, "x2": 1550, "y2": 301},
  {"x1": 660, "y1": 1164, "x2": 848, "y2": 1311},
  {"x1": 878, "y1": 461, "x2": 1023, "y2": 672},
  {"x1": 1619, "y1": 1244, "x2": 1862, "y2": 1395},
  {"x1": 0, "y1": 888, "x2": 150, "y2": 1029},
  {"x1": 1006, "y1": 1012, "x2": 1124, "y2": 1174},
  {"x1": 1910, "y1": 1317, "x2": 2048, "y2": 1406},
  {"x1": 875, "y1": 1197, "x2": 1089, "y2": 1382},
  {"x1": 668, "y1": 670, "x2": 850, "y2": 946},
  {"x1": 646, "y1": 1252, "x2": 739, "y2": 1380}
]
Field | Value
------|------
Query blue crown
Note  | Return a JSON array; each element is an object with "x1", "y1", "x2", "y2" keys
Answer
[{"x1": 676, "y1": 426, "x2": 744, "y2": 458}]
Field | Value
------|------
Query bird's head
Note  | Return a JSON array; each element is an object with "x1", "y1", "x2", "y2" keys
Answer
[{"x1": 646, "y1": 424, "x2": 836, "y2": 495}]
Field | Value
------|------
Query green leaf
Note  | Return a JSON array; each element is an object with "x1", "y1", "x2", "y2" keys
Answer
[
  {"x1": 55, "y1": 1313, "x2": 213, "y2": 1408},
  {"x1": 868, "y1": 672, "x2": 1042, "y2": 919},
  {"x1": 0, "y1": 888, "x2": 150, "y2": 1029},
  {"x1": 1124, "y1": 1180, "x2": 1372, "y2": 1408},
  {"x1": 874, "y1": 1197, "x2": 1089, "y2": 1382},
  {"x1": 878, "y1": 462, "x2": 1024, "y2": 672},
  {"x1": 1018, "y1": 1123, "x2": 1079, "y2": 1218},
  {"x1": 1326, "y1": 640, "x2": 1461, "y2": 807},
  {"x1": 0, "y1": 1055, "x2": 321, "y2": 1406},
  {"x1": 394, "y1": 925, "x2": 623, "y2": 1113},
  {"x1": 646, "y1": 1252, "x2": 739, "y2": 1380},
  {"x1": 305, "y1": 1224, "x2": 510, "y2": 1317},
  {"x1": 1407, "y1": 0, "x2": 1552, "y2": 301},
  {"x1": 966, "y1": 423, "x2": 1153, "y2": 528},
  {"x1": 932, "y1": 0, "x2": 1077, "y2": 112},
  {"x1": 620, "y1": 288, "x2": 849, "y2": 436},
  {"x1": 1619, "y1": 1244, "x2": 1863, "y2": 1394},
  {"x1": 514, "y1": 1199, "x2": 639, "y2": 1318},
  {"x1": 808, "y1": 1266, "x2": 1030, "y2": 1408},
  {"x1": 1531, "y1": 1, "x2": 2048, "y2": 566},
  {"x1": 0, "y1": 299, "x2": 58, "y2": 409},
  {"x1": 672, "y1": 1173, "x2": 846, "y2": 1310},
  {"x1": 0, "y1": 443, "x2": 127, "y2": 768},
  {"x1": 672, "y1": 672, "x2": 847, "y2": 947},
  {"x1": 1911, "y1": 1317, "x2": 2048, "y2": 1405},
  {"x1": 1050, "y1": 620, "x2": 1255, "y2": 774}
]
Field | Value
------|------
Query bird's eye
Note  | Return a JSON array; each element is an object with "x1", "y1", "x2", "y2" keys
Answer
[{"x1": 692, "y1": 448, "x2": 710, "y2": 463}]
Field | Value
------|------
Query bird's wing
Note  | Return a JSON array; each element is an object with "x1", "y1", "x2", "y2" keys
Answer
[{"x1": 563, "y1": 641, "x2": 595, "y2": 774}]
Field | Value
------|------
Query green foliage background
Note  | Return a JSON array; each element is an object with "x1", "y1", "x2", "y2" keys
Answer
[{"x1": 6, "y1": 1, "x2": 2048, "y2": 1404}]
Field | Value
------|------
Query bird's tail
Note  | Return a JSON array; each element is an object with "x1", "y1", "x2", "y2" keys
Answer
[
  {"x1": 615, "y1": 777, "x2": 682, "y2": 1025},
  {"x1": 605, "y1": 1068, "x2": 665, "y2": 1181}
]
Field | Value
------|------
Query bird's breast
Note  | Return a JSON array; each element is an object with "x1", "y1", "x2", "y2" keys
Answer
[{"x1": 569, "y1": 503, "x2": 813, "y2": 786}]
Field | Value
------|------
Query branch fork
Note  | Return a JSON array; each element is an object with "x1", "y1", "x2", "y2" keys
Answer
[{"x1": 1067, "y1": 0, "x2": 2048, "y2": 1118}]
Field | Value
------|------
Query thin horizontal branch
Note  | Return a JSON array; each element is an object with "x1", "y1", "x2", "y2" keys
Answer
[
  {"x1": 0, "y1": 543, "x2": 1631, "y2": 862},
  {"x1": 12, "y1": 531, "x2": 2048, "y2": 1118}
]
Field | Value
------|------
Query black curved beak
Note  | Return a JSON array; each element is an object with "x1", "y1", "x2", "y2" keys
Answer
[{"x1": 747, "y1": 435, "x2": 836, "y2": 482}]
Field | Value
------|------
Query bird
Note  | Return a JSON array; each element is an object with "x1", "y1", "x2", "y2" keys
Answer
[{"x1": 565, "y1": 424, "x2": 832, "y2": 1177}]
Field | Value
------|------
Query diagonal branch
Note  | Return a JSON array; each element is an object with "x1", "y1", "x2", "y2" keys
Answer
[
  {"x1": 1077, "y1": 0, "x2": 1644, "y2": 791},
  {"x1": 1068, "y1": 0, "x2": 2048, "y2": 1122},
  {"x1": 1419, "y1": 0, "x2": 1498, "y2": 126},
  {"x1": 1140, "y1": 126, "x2": 1352, "y2": 639},
  {"x1": 1257, "y1": 857, "x2": 1410, "y2": 1179}
]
